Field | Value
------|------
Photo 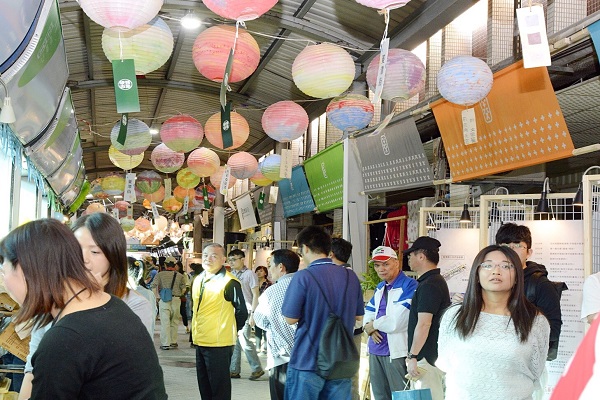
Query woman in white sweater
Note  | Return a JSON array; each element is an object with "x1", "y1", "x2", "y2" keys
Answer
[{"x1": 437, "y1": 244, "x2": 550, "y2": 400}]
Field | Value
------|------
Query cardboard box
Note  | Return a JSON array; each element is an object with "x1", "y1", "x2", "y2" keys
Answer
[{"x1": 0, "y1": 322, "x2": 30, "y2": 362}]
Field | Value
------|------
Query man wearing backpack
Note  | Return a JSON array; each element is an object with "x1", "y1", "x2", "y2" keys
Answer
[{"x1": 282, "y1": 226, "x2": 364, "y2": 400}]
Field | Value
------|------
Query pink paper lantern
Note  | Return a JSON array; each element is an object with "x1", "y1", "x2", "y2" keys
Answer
[
  {"x1": 326, "y1": 94, "x2": 374, "y2": 132},
  {"x1": 110, "y1": 118, "x2": 152, "y2": 156},
  {"x1": 202, "y1": 0, "x2": 277, "y2": 21},
  {"x1": 136, "y1": 170, "x2": 163, "y2": 194},
  {"x1": 204, "y1": 112, "x2": 249, "y2": 150},
  {"x1": 210, "y1": 166, "x2": 237, "y2": 190},
  {"x1": 176, "y1": 168, "x2": 201, "y2": 189},
  {"x1": 192, "y1": 25, "x2": 260, "y2": 83},
  {"x1": 160, "y1": 115, "x2": 204, "y2": 153},
  {"x1": 354, "y1": 0, "x2": 410, "y2": 10},
  {"x1": 85, "y1": 203, "x2": 106, "y2": 215},
  {"x1": 261, "y1": 101, "x2": 309, "y2": 143},
  {"x1": 143, "y1": 185, "x2": 165, "y2": 203},
  {"x1": 292, "y1": 43, "x2": 355, "y2": 99},
  {"x1": 78, "y1": 0, "x2": 163, "y2": 31},
  {"x1": 227, "y1": 152, "x2": 258, "y2": 180},
  {"x1": 135, "y1": 217, "x2": 152, "y2": 232},
  {"x1": 115, "y1": 200, "x2": 130, "y2": 211},
  {"x1": 151, "y1": 143, "x2": 185, "y2": 173},
  {"x1": 250, "y1": 170, "x2": 273, "y2": 187},
  {"x1": 366, "y1": 49, "x2": 426, "y2": 101},
  {"x1": 187, "y1": 147, "x2": 220, "y2": 177}
]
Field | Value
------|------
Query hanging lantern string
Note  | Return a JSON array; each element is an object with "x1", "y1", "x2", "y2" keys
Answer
[
  {"x1": 381, "y1": 8, "x2": 390, "y2": 43},
  {"x1": 118, "y1": 31, "x2": 123, "y2": 61}
]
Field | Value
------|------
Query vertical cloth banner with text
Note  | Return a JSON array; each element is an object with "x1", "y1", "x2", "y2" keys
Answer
[
  {"x1": 356, "y1": 118, "x2": 433, "y2": 193},
  {"x1": 303, "y1": 143, "x2": 343, "y2": 212},
  {"x1": 112, "y1": 59, "x2": 140, "y2": 114},
  {"x1": 236, "y1": 193, "x2": 258, "y2": 230},
  {"x1": 432, "y1": 61, "x2": 574, "y2": 182},
  {"x1": 279, "y1": 165, "x2": 316, "y2": 218}
]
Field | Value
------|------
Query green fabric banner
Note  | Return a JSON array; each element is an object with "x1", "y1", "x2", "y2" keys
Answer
[
  {"x1": 221, "y1": 101, "x2": 233, "y2": 149},
  {"x1": 303, "y1": 143, "x2": 344, "y2": 212},
  {"x1": 112, "y1": 59, "x2": 140, "y2": 113},
  {"x1": 117, "y1": 114, "x2": 128, "y2": 146},
  {"x1": 202, "y1": 186, "x2": 210, "y2": 209},
  {"x1": 257, "y1": 191, "x2": 265, "y2": 210}
]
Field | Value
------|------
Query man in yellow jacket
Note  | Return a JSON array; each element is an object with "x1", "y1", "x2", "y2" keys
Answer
[{"x1": 192, "y1": 243, "x2": 248, "y2": 400}]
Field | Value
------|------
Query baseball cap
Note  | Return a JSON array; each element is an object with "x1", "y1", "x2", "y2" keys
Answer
[
  {"x1": 403, "y1": 236, "x2": 441, "y2": 255},
  {"x1": 165, "y1": 256, "x2": 177, "y2": 265},
  {"x1": 371, "y1": 246, "x2": 398, "y2": 262}
]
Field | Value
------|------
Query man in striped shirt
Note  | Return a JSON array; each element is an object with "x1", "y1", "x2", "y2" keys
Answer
[{"x1": 254, "y1": 249, "x2": 300, "y2": 400}]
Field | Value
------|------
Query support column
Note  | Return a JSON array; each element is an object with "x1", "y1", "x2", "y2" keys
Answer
[
  {"x1": 193, "y1": 213, "x2": 203, "y2": 254},
  {"x1": 213, "y1": 192, "x2": 225, "y2": 245}
]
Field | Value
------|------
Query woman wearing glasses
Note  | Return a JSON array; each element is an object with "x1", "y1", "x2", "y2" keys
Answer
[{"x1": 437, "y1": 245, "x2": 550, "y2": 400}]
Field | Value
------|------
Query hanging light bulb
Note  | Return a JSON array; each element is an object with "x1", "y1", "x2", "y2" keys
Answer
[
  {"x1": 0, "y1": 76, "x2": 16, "y2": 123},
  {"x1": 181, "y1": 11, "x2": 201, "y2": 29}
]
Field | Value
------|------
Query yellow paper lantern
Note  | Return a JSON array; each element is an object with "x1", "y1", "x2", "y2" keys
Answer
[
  {"x1": 187, "y1": 147, "x2": 220, "y2": 177},
  {"x1": 173, "y1": 186, "x2": 196, "y2": 202},
  {"x1": 259, "y1": 155, "x2": 283, "y2": 182},
  {"x1": 109, "y1": 146, "x2": 144, "y2": 170},
  {"x1": 101, "y1": 173, "x2": 126, "y2": 196},
  {"x1": 250, "y1": 170, "x2": 273, "y2": 187},
  {"x1": 204, "y1": 112, "x2": 249, "y2": 150},
  {"x1": 176, "y1": 168, "x2": 201, "y2": 189},
  {"x1": 163, "y1": 197, "x2": 183, "y2": 213}
]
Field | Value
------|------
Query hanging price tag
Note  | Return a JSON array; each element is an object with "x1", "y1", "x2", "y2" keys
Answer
[
  {"x1": 164, "y1": 178, "x2": 172, "y2": 199},
  {"x1": 280, "y1": 149, "x2": 293, "y2": 179},
  {"x1": 220, "y1": 165, "x2": 231, "y2": 196},
  {"x1": 269, "y1": 186, "x2": 279, "y2": 204},
  {"x1": 127, "y1": 205, "x2": 133, "y2": 218},
  {"x1": 151, "y1": 202, "x2": 160, "y2": 220},
  {"x1": 201, "y1": 209, "x2": 209, "y2": 226},
  {"x1": 373, "y1": 37, "x2": 389, "y2": 105},
  {"x1": 462, "y1": 108, "x2": 478, "y2": 145},
  {"x1": 124, "y1": 173, "x2": 136, "y2": 202},
  {"x1": 112, "y1": 207, "x2": 119, "y2": 219},
  {"x1": 182, "y1": 196, "x2": 189, "y2": 214}
]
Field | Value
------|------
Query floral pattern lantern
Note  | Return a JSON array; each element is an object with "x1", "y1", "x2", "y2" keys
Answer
[
  {"x1": 151, "y1": 143, "x2": 185, "y2": 173},
  {"x1": 202, "y1": 0, "x2": 277, "y2": 21},
  {"x1": 135, "y1": 170, "x2": 163, "y2": 194},
  {"x1": 110, "y1": 118, "x2": 152, "y2": 156},
  {"x1": 366, "y1": 49, "x2": 426, "y2": 101},
  {"x1": 163, "y1": 197, "x2": 183, "y2": 213},
  {"x1": 187, "y1": 147, "x2": 220, "y2": 177},
  {"x1": 204, "y1": 112, "x2": 249, "y2": 150},
  {"x1": 102, "y1": 17, "x2": 173, "y2": 75},
  {"x1": 292, "y1": 43, "x2": 355, "y2": 99},
  {"x1": 160, "y1": 115, "x2": 204, "y2": 153},
  {"x1": 101, "y1": 174, "x2": 125, "y2": 196},
  {"x1": 210, "y1": 166, "x2": 237, "y2": 190},
  {"x1": 259, "y1": 155, "x2": 283, "y2": 182},
  {"x1": 194, "y1": 184, "x2": 215, "y2": 205},
  {"x1": 173, "y1": 186, "x2": 196, "y2": 202},
  {"x1": 78, "y1": 0, "x2": 163, "y2": 31},
  {"x1": 109, "y1": 146, "x2": 144, "y2": 170},
  {"x1": 90, "y1": 178, "x2": 109, "y2": 199},
  {"x1": 120, "y1": 217, "x2": 135, "y2": 232},
  {"x1": 326, "y1": 94, "x2": 374, "y2": 132},
  {"x1": 355, "y1": 0, "x2": 410, "y2": 10},
  {"x1": 176, "y1": 168, "x2": 201, "y2": 189},
  {"x1": 143, "y1": 185, "x2": 165, "y2": 203},
  {"x1": 261, "y1": 101, "x2": 309, "y2": 143},
  {"x1": 437, "y1": 56, "x2": 494, "y2": 106},
  {"x1": 250, "y1": 170, "x2": 273, "y2": 187},
  {"x1": 135, "y1": 217, "x2": 152, "y2": 232},
  {"x1": 192, "y1": 26, "x2": 260, "y2": 83},
  {"x1": 227, "y1": 152, "x2": 258, "y2": 179}
]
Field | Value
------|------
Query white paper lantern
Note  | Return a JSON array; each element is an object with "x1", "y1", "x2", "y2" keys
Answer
[{"x1": 79, "y1": 0, "x2": 163, "y2": 31}]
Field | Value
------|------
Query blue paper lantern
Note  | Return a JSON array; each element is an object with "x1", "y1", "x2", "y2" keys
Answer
[
  {"x1": 437, "y1": 56, "x2": 493, "y2": 106},
  {"x1": 259, "y1": 155, "x2": 282, "y2": 182},
  {"x1": 326, "y1": 94, "x2": 374, "y2": 133}
]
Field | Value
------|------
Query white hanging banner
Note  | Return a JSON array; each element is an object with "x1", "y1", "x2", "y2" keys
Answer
[
  {"x1": 124, "y1": 173, "x2": 136, "y2": 202},
  {"x1": 151, "y1": 202, "x2": 160, "y2": 220},
  {"x1": 182, "y1": 196, "x2": 189, "y2": 214},
  {"x1": 201, "y1": 209, "x2": 209, "y2": 226},
  {"x1": 461, "y1": 108, "x2": 478, "y2": 145},
  {"x1": 236, "y1": 193, "x2": 258, "y2": 230},
  {"x1": 373, "y1": 37, "x2": 390, "y2": 105},
  {"x1": 269, "y1": 186, "x2": 279, "y2": 204},
  {"x1": 164, "y1": 178, "x2": 172, "y2": 199},
  {"x1": 111, "y1": 207, "x2": 119, "y2": 220},
  {"x1": 280, "y1": 149, "x2": 293, "y2": 179},
  {"x1": 220, "y1": 165, "x2": 231, "y2": 196},
  {"x1": 516, "y1": 5, "x2": 551, "y2": 68}
]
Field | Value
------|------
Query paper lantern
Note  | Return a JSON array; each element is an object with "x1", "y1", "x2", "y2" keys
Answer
[
  {"x1": 187, "y1": 147, "x2": 220, "y2": 177},
  {"x1": 192, "y1": 26, "x2": 260, "y2": 83},
  {"x1": 261, "y1": 101, "x2": 309, "y2": 143},
  {"x1": 326, "y1": 94, "x2": 374, "y2": 132},
  {"x1": 110, "y1": 118, "x2": 152, "y2": 156},
  {"x1": 160, "y1": 115, "x2": 204, "y2": 153},
  {"x1": 355, "y1": 0, "x2": 410, "y2": 10},
  {"x1": 78, "y1": 0, "x2": 163, "y2": 31},
  {"x1": 259, "y1": 155, "x2": 283, "y2": 182},
  {"x1": 194, "y1": 185, "x2": 216, "y2": 205},
  {"x1": 202, "y1": 0, "x2": 277, "y2": 21},
  {"x1": 173, "y1": 186, "x2": 196, "y2": 202},
  {"x1": 102, "y1": 17, "x2": 173, "y2": 75},
  {"x1": 163, "y1": 197, "x2": 183, "y2": 213},
  {"x1": 90, "y1": 179, "x2": 109, "y2": 199},
  {"x1": 292, "y1": 43, "x2": 355, "y2": 99},
  {"x1": 109, "y1": 145, "x2": 144, "y2": 170},
  {"x1": 210, "y1": 166, "x2": 237, "y2": 190},
  {"x1": 120, "y1": 217, "x2": 135, "y2": 232},
  {"x1": 227, "y1": 152, "x2": 258, "y2": 179},
  {"x1": 115, "y1": 201, "x2": 130, "y2": 211},
  {"x1": 153, "y1": 215, "x2": 168, "y2": 231},
  {"x1": 204, "y1": 112, "x2": 249, "y2": 150},
  {"x1": 135, "y1": 170, "x2": 163, "y2": 194},
  {"x1": 101, "y1": 174, "x2": 125, "y2": 196},
  {"x1": 135, "y1": 217, "x2": 152, "y2": 232},
  {"x1": 177, "y1": 168, "x2": 201, "y2": 189},
  {"x1": 150, "y1": 143, "x2": 185, "y2": 173},
  {"x1": 143, "y1": 185, "x2": 165, "y2": 203},
  {"x1": 142, "y1": 199, "x2": 152, "y2": 209},
  {"x1": 250, "y1": 170, "x2": 273, "y2": 187},
  {"x1": 85, "y1": 203, "x2": 106, "y2": 215},
  {"x1": 437, "y1": 56, "x2": 494, "y2": 106},
  {"x1": 366, "y1": 49, "x2": 426, "y2": 101}
]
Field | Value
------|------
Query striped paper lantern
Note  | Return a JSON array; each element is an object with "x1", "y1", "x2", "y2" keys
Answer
[
  {"x1": 194, "y1": 184, "x2": 216, "y2": 206},
  {"x1": 173, "y1": 186, "x2": 196, "y2": 202},
  {"x1": 204, "y1": 112, "x2": 249, "y2": 150},
  {"x1": 151, "y1": 143, "x2": 185, "y2": 173},
  {"x1": 135, "y1": 170, "x2": 163, "y2": 194},
  {"x1": 120, "y1": 217, "x2": 135, "y2": 232},
  {"x1": 261, "y1": 101, "x2": 309, "y2": 143},
  {"x1": 78, "y1": 0, "x2": 163, "y2": 31},
  {"x1": 187, "y1": 147, "x2": 220, "y2": 177},
  {"x1": 102, "y1": 17, "x2": 173, "y2": 75},
  {"x1": 292, "y1": 43, "x2": 355, "y2": 99},
  {"x1": 210, "y1": 166, "x2": 237, "y2": 190},
  {"x1": 109, "y1": 145, "x2": 145, "y2": 170},
  {"x1": 249, "y1": 170, "x2": 272, "y2": 187},
  {"x1": 110, "y1": 118, "x2": 152, "y2": 156},
  {"x1": 326, "y1": 94, "x2": 374, "y2": 132},
  {"x1": 355, "y1": 0, "x2": 410, "y2": 10},
  {"x1": 437, "y1": 56, "x2": 493, "y2": 106},
  {"x1": 101, "y1": 173, "x2": 125, "y2": 196},
  {"x1": 160, "y1": 115, "x2": 204, "y2": 153},
  {"x1": 163, "y1": 197, "x2": 183, "y2": 213},
  {"x1": 192, "y1": 25, "x2": 259, "y2": 83},
  {"x1": 227, "y1": 152, "x2": 258, "y2": 179},
  {"x1": 366, "y1": 49, "x2": 426, "y2": 101},
  {"x1": 202, "y1": 0, "x2": 277, "y2": 21},
  {"x1": 143, "y1": 185, "x2": 165, "y2": 203},
  {"x1": 259, "y1": 155, "x2": 283, "y2": 182},
  {"x1": 176, "y1": 168, "x2": 201, "y2": 189}
]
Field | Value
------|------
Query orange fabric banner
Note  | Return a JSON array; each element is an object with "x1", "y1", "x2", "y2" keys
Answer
[{"x1": 432, "y1": 61, "x2": 574, "y2": 182}]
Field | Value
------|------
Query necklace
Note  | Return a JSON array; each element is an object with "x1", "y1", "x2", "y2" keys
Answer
[{"x1": 52, "y1": 287, "x2": 88, "y2": 327}]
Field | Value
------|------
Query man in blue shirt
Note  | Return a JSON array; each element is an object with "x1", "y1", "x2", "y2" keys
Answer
[{"x1": 282, "y1": 226, "x2": 364, "y2": 399}]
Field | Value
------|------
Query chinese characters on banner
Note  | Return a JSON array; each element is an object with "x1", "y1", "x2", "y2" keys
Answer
[
  {"x1": 303, "y1": 143, "x2": 343, "y2": 213},
  {"x1": 279, "y1": 165, "x2": 316, "y2": 218}
]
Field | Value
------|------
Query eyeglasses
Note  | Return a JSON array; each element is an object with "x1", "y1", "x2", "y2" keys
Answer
[
  {"x1": 479, "y1": 262, "x2": 514, "y2": 271},
  {"x1": 499, "y1": 243, "x2": 527, "y2": 250},
  {"x1": 228, "y1": 257, "x2": 243, "y2": 262}
]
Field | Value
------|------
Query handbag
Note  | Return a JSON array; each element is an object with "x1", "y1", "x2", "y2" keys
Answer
[
  {"x1": 159, "y1": 272, "x2": 177, "y2": 302},
  {"x1": 392, "y1": 388, "x2": 432, "y2": 400}
]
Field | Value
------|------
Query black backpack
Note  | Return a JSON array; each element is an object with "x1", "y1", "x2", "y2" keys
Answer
[{"x1": 306, "y1": 268, "x2": 360, "y2": 380}]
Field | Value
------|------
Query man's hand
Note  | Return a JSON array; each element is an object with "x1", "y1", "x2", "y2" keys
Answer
[
  {"x1": 364, "y1": 321, "x2": 383, "y2": 344},
  {"x1": 406, "y1": 357, "x2": 421, "y2": 378}
]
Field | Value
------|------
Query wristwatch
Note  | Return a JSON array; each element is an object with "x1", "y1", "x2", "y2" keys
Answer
[{"x1": 406, "y1": 353, "x2": 417, "y2": 360}]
